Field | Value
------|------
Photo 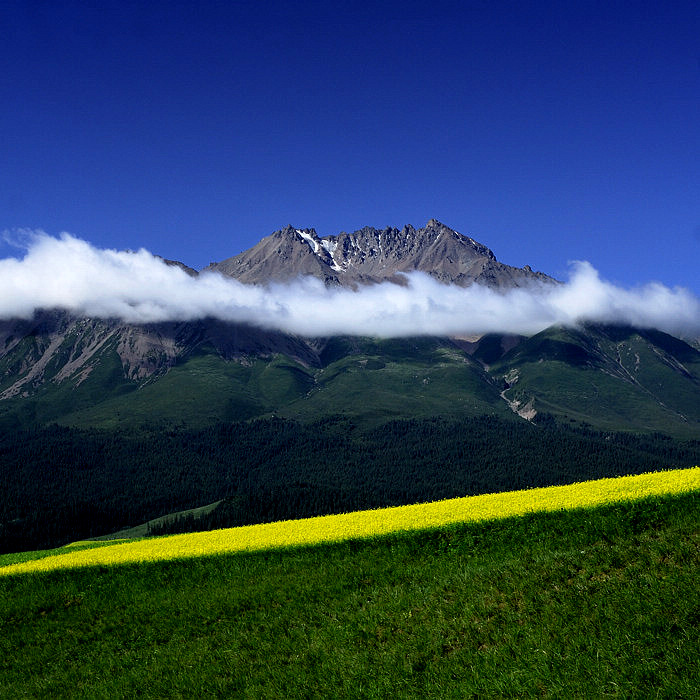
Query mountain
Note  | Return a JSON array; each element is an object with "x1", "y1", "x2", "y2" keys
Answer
[
  {"x1": 2, "y1": 220, "x2": 700, "y2": 551},
  {"x1": 205, "y1": 219, "x2": 555, "y2": 288},
  {"x1": 0, "y1": 220, "x2": 698, "y2": 438}
]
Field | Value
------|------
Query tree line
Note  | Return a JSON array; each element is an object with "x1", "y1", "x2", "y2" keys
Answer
[{"x1": 1, "y1": 414, "x2": 698, "y2": 552}]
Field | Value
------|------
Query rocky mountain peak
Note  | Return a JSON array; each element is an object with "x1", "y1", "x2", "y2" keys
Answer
[{"x1": 206, "y1": 220, "x2": 553, "y2": 289}]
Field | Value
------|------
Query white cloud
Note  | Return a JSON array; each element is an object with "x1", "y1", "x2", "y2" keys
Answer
[{"x1": 1, "y1": 231, "x2": 699, "y2": 338}]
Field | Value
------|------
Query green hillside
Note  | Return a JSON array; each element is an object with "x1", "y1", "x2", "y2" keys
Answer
[
  {"x1": 493, "y1": 325, "x2": 700, "y2": 437},
  {"x1": 0, "y1": 335, "x2": 137, "y2": 428},
  {"x1": 3, "y1": 324, "x2": 699, "y2": 437},
  {"x1": 1, "y1": 492, "x2": 697, "y2": 697},
  {"x1": 278, "y1": 338, "x2": 507, "y2": 425},
  {"x1": 7, "y1": 336, "x2": 508, "y2": 430}
]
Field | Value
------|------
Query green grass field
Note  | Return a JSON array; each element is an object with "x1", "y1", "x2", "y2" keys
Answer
[{"x1": 1, "y1": 490, "x2": 698, "y2": 697}]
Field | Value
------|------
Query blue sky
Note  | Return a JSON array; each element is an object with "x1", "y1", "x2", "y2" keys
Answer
[{"x1": 1, "y1": 0, "x2": 698, "y2": 293}]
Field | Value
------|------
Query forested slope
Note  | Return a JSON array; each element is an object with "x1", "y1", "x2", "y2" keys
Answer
[{"x1": 2, "y1": 415, "x2": 698, "y2": 552}]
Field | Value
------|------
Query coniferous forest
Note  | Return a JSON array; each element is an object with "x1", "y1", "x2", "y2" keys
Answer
[{"x1": 1, "y1": 414, "x2": 698, "y2": 553}]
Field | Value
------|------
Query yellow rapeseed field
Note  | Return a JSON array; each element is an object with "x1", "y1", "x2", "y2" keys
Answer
[{"x1": 2, "y1": 467, "x2": 698, "y2": 577}]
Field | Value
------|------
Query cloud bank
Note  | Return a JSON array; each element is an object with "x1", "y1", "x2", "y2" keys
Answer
[{"x1": 1, "y1": 231, "x2": 699, "y2": 338}]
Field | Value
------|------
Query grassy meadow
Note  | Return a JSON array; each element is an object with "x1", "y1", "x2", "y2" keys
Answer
[{"x1": 0, "y1": 472, "x2": 698, "y2": 697}]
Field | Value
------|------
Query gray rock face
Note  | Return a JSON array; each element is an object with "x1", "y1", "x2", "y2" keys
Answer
[{"x1": 206, "y1": 220, "x2": 555, "y2": 288}]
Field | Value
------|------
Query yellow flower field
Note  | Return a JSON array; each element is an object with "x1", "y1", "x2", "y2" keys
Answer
[{"x1": 2, "y1": 467, "x2": 698, "y2": 577}]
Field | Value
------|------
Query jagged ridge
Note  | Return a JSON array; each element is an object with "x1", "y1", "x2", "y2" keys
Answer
[{"x1": 206, "y1": 219, "x2": 554, "y2": 288}]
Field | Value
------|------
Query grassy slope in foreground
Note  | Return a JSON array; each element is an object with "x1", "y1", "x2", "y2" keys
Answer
[
  {"x1": 2, "y1": 467, "x2": 698, "y2": 576},
  {"x1": 0, "y1": 490, "x2": 698, "y2": 698}
]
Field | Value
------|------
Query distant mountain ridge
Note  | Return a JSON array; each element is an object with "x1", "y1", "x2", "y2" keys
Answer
[
  {"x1": 0, "y1": 220, "x2": 698, "y2": 438},
  {"x1": 205, "y1": 219, "x2": 555, "y2": 288}
]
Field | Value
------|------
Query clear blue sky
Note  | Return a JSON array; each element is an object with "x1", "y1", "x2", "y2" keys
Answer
[{"x1": 1, "y1": 0, "x2": 698, "y2": 292}]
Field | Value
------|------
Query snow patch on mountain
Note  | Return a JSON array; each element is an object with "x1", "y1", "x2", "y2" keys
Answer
[{"x1": 296, "y1": 229, "x2": 319, "y2": 254}]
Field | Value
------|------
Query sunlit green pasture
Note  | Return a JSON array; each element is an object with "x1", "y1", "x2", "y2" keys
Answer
[{"x1": 0, "y1": 489, "x2": 698, "y2": 697}]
